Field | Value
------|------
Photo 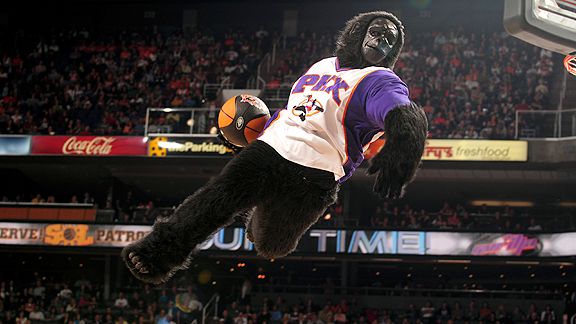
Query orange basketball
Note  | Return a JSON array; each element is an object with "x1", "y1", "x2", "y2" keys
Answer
[{"x1": 218, "y1": 94, "x2": 271, "y2": 147}]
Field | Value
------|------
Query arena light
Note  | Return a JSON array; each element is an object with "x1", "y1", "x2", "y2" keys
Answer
[
  {"x1": 557, "y1": 201, "x2": 576, "y2": 207},
  {"x1": 436, "y1": 259, "x2": 471, "y2": 264},
  {"x1": 469, "y1": 200, "x2": 534, "y2": 207},
  {"x1": 505, "y1": 261, "x2": 540, "y2": 265},
  {"x1": 371, "y1": 258, "x2": 403, "y2": 262}
]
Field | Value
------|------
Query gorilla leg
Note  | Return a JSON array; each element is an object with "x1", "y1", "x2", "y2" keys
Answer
[
  {"x1": 121, "y1": 143, "x2": 274, "y2": 284},
  {"x1": 238, "y1": 207, "x2": 256, "y2": 243},
  {"x1": 249, "y1": 178, "x2": 339, "y2": 259}
]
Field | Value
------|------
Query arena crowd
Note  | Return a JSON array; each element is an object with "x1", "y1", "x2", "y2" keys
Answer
[{"x1": 0, "y1": 27, "x2": 556, "y2": 139}]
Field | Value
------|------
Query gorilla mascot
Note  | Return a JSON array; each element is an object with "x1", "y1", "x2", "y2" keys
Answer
[{"x1": 123, "y1": 11, "x2": 428, "y2": 284}]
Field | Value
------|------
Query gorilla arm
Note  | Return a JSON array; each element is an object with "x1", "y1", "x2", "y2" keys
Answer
[{"x1": 367, "y1": 101, "x2": 428, "y2": 199}]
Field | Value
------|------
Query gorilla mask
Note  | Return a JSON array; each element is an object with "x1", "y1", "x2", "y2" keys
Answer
[
  {"x1": 361, "y1": 18, "x2": 399, "y2": 65},
  {"x1": 336, "y1": 11, "x2": 405, "y2": 69}
]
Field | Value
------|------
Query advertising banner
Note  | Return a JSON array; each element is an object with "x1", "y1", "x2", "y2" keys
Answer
[
  {"x1": 0, "y1": 136, "x2": 31, "y2": 155},
  {"x1": 422, "y1": 140, "x2": 528, "y2": 161},
  {"x1": 148, "y1": 136, "x2": 233, "y2": 157},
  {"x1": 1, "y1": 222, "x2": 574, "y2": 258},
  {"x1": 31, "y1": 136, "x2": 147, "y2": 156},
  {"x1": 365, "y1": 139, "x2": 527, "y2": 161}
]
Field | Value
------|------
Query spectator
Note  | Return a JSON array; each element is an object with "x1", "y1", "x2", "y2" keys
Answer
[
  {"x1": 420, "y1": 301, "x2": 435, "y2": 323},
  {"x1": 269, "y1": 304, "x2": 282, "y2": 323},
  {"x1": 541, "y1": 304, "x2": 556, "y2": 324},
  {"x1": 465, "y1": 301, "x2": 479, "y2": 322},
  {"x1": 28, "y1": 305, "x2": 45, "y2": 321},
  {"x1": 479, "y1": 302, "x2": 492, "y2": 321},
  {"x1": 527, "y1": 218, "x2": 543, "y2": 231},
  {"x1": 437, "y1": 301, "x2": 451, "y2": 321},
  {"x1": 56, "y1": 286, "x2": 70, "y2": 302},
  {"x1": 114, "y1": 292, "x2": 129, "y2": 309},
  {"x1": 15, "y1": 311, "x2": 30, "y2": 324},
  {"x1": 155, "y1": 309, "x2": 169, "y2": 324},
  {"x1": 32, "y1": 280, "x2": 45, "y2": 300}
]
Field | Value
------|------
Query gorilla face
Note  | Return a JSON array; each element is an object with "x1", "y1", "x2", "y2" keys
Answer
[
  {"x1": 335, "y1": 11, "x2": 404, "y2": 69},
  {"x1": 361, "y1": 18, "x2": 399, "y2": 66}
]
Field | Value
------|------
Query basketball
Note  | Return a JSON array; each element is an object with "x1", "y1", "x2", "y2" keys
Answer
[{"x1": 218, "y1": 94, "x2": 271, "y2": 147}]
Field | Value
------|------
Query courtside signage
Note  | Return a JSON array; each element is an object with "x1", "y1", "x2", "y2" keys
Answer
[
  {"x1": 0, "y1": 136, "x2": 31, "y2": 155},
  {"x1": 31, "y1": 136, "x2": 148, "y2": 156},
  {"x1": 148, "y1": 136, "x2": 233, "y2": 157},
  {"x1": 365, "y1": 139, "x2": 527, "y2": 161},
  {"x1": 423, "y1": 140, "x2": 528, "y2": 161},
  {"x1": 0, "y1": 222, "x2": 573, "y2": 257}
]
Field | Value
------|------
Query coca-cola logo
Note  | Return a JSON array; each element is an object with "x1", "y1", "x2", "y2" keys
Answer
[{"x1": 62, "y1": 137, "x2": 116, "y2": 155}]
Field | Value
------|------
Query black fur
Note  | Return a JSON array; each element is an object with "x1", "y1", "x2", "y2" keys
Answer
[
  {"x1": 122, "y1": 141, "x2": 338, "y2": 284},
  {"x1": 123, "y1": 11, "x2": 417, "y2": 284},
  {"x1": 367, "y1": 102, "x2": 428, "y2": 199},
  {"x1": 335, "y1": 11, "x2": 405, "y2": 69}
]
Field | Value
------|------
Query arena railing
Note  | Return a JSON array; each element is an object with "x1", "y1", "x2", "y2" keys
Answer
[
  {"x1": 251, "y1": 284, "x2": 564, "y2": 300},
  {"x1": 144, "y1": 107, "x2": 281, "y2": 137},
  {"x1": 144, "y1": 107, "x2": 220, "y2": 137},
  {"x1": 515, "y1": 108, "x2": 576, "y2": 138}
]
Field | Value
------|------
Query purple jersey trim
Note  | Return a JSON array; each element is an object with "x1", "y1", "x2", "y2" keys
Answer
[{"x1": 339, "y1": 69, "x2": 410, "y2": 182}]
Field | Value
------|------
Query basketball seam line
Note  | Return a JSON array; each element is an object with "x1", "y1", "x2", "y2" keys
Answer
[
  {"x1": 222, "y1": 111, "x2": 234, "y2": 120},
  {"x1": 245, "y1": 125, "x2": 261, "y2": 132}
]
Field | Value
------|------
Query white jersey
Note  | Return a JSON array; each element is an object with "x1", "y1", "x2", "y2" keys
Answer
[{"x1": 258, "y1": 57, "x2": 410, "y2": 182}]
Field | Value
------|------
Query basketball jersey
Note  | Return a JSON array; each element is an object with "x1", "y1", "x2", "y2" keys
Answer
[{"x1": 258, "y1": 57, "x2": 410, "y2": 182}]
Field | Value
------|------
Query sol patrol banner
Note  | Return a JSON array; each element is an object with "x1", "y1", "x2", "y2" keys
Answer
[
  {"x1": 0, "y1": 223, "x2": 150, "y2": 247},
  {"x1": 364, "y1": 139, "x2": 528, "y2": 162},
  {"x1": 1, "y1": 222, "x2": 575, "y2": 257},
  {"x1": 31, "y1": 136, "x2": 148, "y2": 156},
  {"x1": 148, "y1": 136, "x2": 233, "y2": 157}
]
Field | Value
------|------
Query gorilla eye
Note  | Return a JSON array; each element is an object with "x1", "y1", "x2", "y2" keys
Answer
[{"x1": 384, "y1": 30, "x2": 398, "y2": 44}]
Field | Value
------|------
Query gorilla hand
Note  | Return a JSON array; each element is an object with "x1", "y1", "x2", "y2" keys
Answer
[
  {"x1": 367, "y1": 144, "x2": 420, "y2": 199},
  {"x1": 367, "y1": 101, "x2": 428, "y2": 199}
]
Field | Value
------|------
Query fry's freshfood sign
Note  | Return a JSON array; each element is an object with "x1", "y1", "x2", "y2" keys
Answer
[
  {"x1": 422, "y1": 140, "x2": 527, "y2": 161},
  {"x1": 31, "y1": 136, "x2": 148, "y2": 156},
  {"x1": 364, "y1": 139, "x2": 527, "y2": 161}
]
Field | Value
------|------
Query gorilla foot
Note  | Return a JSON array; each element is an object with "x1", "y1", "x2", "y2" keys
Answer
[{"x1": 121, "y1": 229, "x2": 192, "y2": 284}]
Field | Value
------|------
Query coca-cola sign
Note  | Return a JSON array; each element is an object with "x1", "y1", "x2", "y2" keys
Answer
[{"x1": 31, "y1": 136, "x2": 147, "y2": 156}]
